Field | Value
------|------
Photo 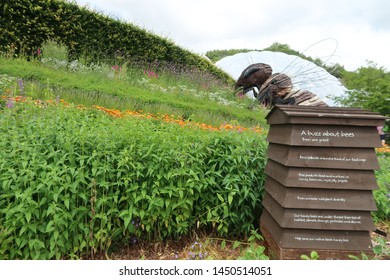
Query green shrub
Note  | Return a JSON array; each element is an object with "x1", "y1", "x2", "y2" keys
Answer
[
  {"x1": 373, "y1": 155, "x2": 390, "y2": 223},
  {"x1": 0, "y1": 101, "x2": 267, "y2": 259}
]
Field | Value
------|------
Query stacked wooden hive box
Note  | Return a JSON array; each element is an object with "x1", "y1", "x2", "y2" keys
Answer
[{"x1": 260, "y1": 105, "x2": 387, "y2": 259}]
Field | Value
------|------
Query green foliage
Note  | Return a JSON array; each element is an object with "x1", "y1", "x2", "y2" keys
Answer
[
  {"x1": 371, "y1": 236, "x2": 390, "y2": 259},
  {"x1": 0, "y1": 101, "x2": 267, "y2": 259},
  {"x1": 334, "y1": 62, "x2": 390, "y2": 118},
  {"x1": 0, "y1": 74, "x2": 17, "y2": 92},
  {"x1": 205, "y1": 42, "x2": 345, "y2": 78},
  {"x1": 301, "y1": 251, "x2": 320, "y2": 260},
  {"x1": 205, "y1": 43, "x2": 308, "y2": 63},
  {"x1": 40, "y1": 40, "x2": 68, "y2": 61},
  {"x1": 263, "y1": 42, "x2": 302, "y2": 56},
  {"x1": 205, "y1": 49, "x2": 260, "y2": 63},
  {"x1": 237, "y1": 230, "x2": 269, "y2": 260},
  {"x1": 372, "y1": 156, "x2": 390, "y2": 223},
  {"x1": 349, "y1": 236, "x2": 390, "y2": 260},
  {"x1": 0, "y1": 57, "x2": 268, "y2": 128},
  {"x1": 0, "y1": 0, "x2": 232, "y2": 83},
  {"x1": 237, "y1": 244, "x2": 268, "y2": 260}
]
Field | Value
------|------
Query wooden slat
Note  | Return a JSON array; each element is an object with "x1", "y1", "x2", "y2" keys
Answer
[
  {"x1": 263, "y1": 193, "x2": 375, "y2": 230},
  {"x1": 260, "y1": 210, "x2": 373, "y2": 251},
  {"x1": 267, "y1": 124, "x2": 382, "y2": 147},
  {"x1": 264, "y1": 177, "x2": 378, "y2": 210},
  {"x1": 267, "y1": 143, "x2": 379, "y2": 170},
  {"x1": 260, "y1": 222, "x2": 374, "y2": 260},
  {"x1": 266, "y1": 105, "x2": 387, "y2": 126},
  {"x1": 264, "y1": 160, "x2": 378, "y2": 190}
]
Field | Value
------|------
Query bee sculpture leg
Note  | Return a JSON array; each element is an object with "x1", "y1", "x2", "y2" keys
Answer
[{"x1": 275, "y1": 96, "x2": 295, "y2": 105}]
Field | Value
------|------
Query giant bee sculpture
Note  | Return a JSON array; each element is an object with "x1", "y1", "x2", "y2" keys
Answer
[{"x1": 235, "y1": 63, "x2": 328, "y2": 108}]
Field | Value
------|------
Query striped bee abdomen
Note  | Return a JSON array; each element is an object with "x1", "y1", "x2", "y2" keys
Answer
[
  {"x1": 258, "y1": 73, "x2": 328, "y2": 108},
  {"x1": 284, "y1": 88, "x2": 328, "y2": 107}
]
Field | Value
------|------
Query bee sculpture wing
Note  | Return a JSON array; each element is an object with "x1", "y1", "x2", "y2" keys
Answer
[{"x1": 217, "y1": 45, "x2": 346, "y2": 106}]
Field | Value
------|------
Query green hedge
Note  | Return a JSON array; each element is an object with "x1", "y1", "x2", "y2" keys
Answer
[
  {"x1": 0, "y1": 102, "x2": 267, "y2": 259},
  {"x1": 0, "y1": 0, "x2": 232, "y2": 83},
  {"x1": 373, "y1": 156, "x2": 390, "y2": 223}
]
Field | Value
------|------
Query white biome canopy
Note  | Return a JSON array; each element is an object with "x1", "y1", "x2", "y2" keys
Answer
[{"x1": 216, "y1": 51, "x2": 347, "y2": 106}]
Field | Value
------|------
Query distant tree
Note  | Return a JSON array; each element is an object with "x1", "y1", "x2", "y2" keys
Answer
[
  {"x1": 263, "y1": 42, "x2": 301, "y2": 57},
  {"x1": 323, "y1": 62, "x2": 344, "y2": 79},
  {"x1": 207, "y1": 42, "x2": 346, "y2": 78},
  {"x1": 333, "y1": 61, "x2": 390, "y2": 118},
  {"x1": 205, "y1": 49, "x2": 260, "y2": 62}
]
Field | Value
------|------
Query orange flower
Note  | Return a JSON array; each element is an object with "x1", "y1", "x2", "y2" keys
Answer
[
  {"x1": 221, "y1": 124, "x2": 233, "y2": 130},
  {"x1": 376, "y1": 144, "x2": 390, "y2": 154},
  {"x1": 7, "y1": 96, "x2": 264, "y2": 135}
]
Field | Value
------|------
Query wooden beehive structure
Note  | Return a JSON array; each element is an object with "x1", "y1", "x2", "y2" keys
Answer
[{"x1": 260, "y1": 105, "x2": 387, "y2": 259}]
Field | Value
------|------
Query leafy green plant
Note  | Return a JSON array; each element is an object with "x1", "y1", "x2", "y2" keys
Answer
[
  {"x1": 0, "y1": 100, "x2": 268, "y2": 259},
  {"x1": 238, "y1": 244, "x2": 268, "y2": 260},
  {"x1": 349, "y1": 236, "x2": 390, "y2": 260},
  {"x1": 301, "y1": 251, "x2": 320, "y2": 260},
  {"x1": 333, "y1": 62, "x2": 390, "y2": 118},
  {"x1": 237, "y1": 230, "x2": 269, "y2": 260},
  {"x1": 41, "y1": 40, "x2": 68, "y2": 61},
  {"x1": 372, "y1": 156, "x2": 390, "y2": 223},
  {"x1": 371, "y1": 236, "x2": 390, "y2": 259}
]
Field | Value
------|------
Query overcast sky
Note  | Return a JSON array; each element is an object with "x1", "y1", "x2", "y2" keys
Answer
[{"x1": 73, "y1": 0, "x2": 390, "y2": 72}]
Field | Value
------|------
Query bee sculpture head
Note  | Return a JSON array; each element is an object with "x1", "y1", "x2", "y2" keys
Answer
[{"x1": 234, "y1": 63, "x2": 272, "y2": 98}]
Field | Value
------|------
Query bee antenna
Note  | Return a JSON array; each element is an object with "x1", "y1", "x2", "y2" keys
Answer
[{"x1": 280, "y1": 37, "x2": 339, "y2": 77}]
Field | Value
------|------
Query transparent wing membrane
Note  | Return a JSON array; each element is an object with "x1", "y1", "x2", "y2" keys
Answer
[{"x1": 216, "y1": 40, "x2": 346, "y2": 106}]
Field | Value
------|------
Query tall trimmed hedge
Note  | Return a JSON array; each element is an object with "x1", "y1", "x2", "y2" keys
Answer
[{"x1": 0, "y1": 0, "x2": 232, "y2": 82}]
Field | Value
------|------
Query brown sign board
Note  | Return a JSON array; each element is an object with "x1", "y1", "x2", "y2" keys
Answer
[
  {"x1": 265, "y1": 159, "x2": 378, "y2": 190},
  {"x1": 263, "y1": 193, "x2": 375, "y2": 231},
  {"x1": 260, "y1": 210, "x2": 372, "y2": 251},
  {"x1": 267, "y1": 143, "x2": 379, "y2": 170},
  {"x1": 260, "y1": 106, "x2": 387, "y2": 258},
  {"x1": 265, "y1": 177, "x2": 378, "y2": 210},
  {"x1": 260, "y1": 223, "x2": 374, "y2": 260},
  {"x1": 266, "y1": 105, "x2": 387, "y2": 127},
  {"x1": 267, "y1": 124, "x2": 382, "y2": 147}
]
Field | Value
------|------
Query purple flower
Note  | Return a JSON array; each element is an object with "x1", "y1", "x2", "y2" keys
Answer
[
  {"x1": 17, "y1": 79, "x2": 25, "y2": 96},
  {"x1": 6, "y1": 99, "x2": 14, "y2": 109},
  {"x1": 131, "y1": 219, "x2": 140, "y2": 228}
]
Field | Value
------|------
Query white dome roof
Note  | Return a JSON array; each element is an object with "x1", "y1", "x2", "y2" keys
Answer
[{"x1": 216, "y1": 51, "x2": 347, "y2": 106}]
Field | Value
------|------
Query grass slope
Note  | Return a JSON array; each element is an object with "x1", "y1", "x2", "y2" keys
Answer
[{"x1": 0, "y1": 57, "x2": 269, "y2": 128}]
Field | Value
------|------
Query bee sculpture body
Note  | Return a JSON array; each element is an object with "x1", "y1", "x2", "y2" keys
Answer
[{"x1": 235, "y1": 63, "x2": 328, "y2": 108}]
